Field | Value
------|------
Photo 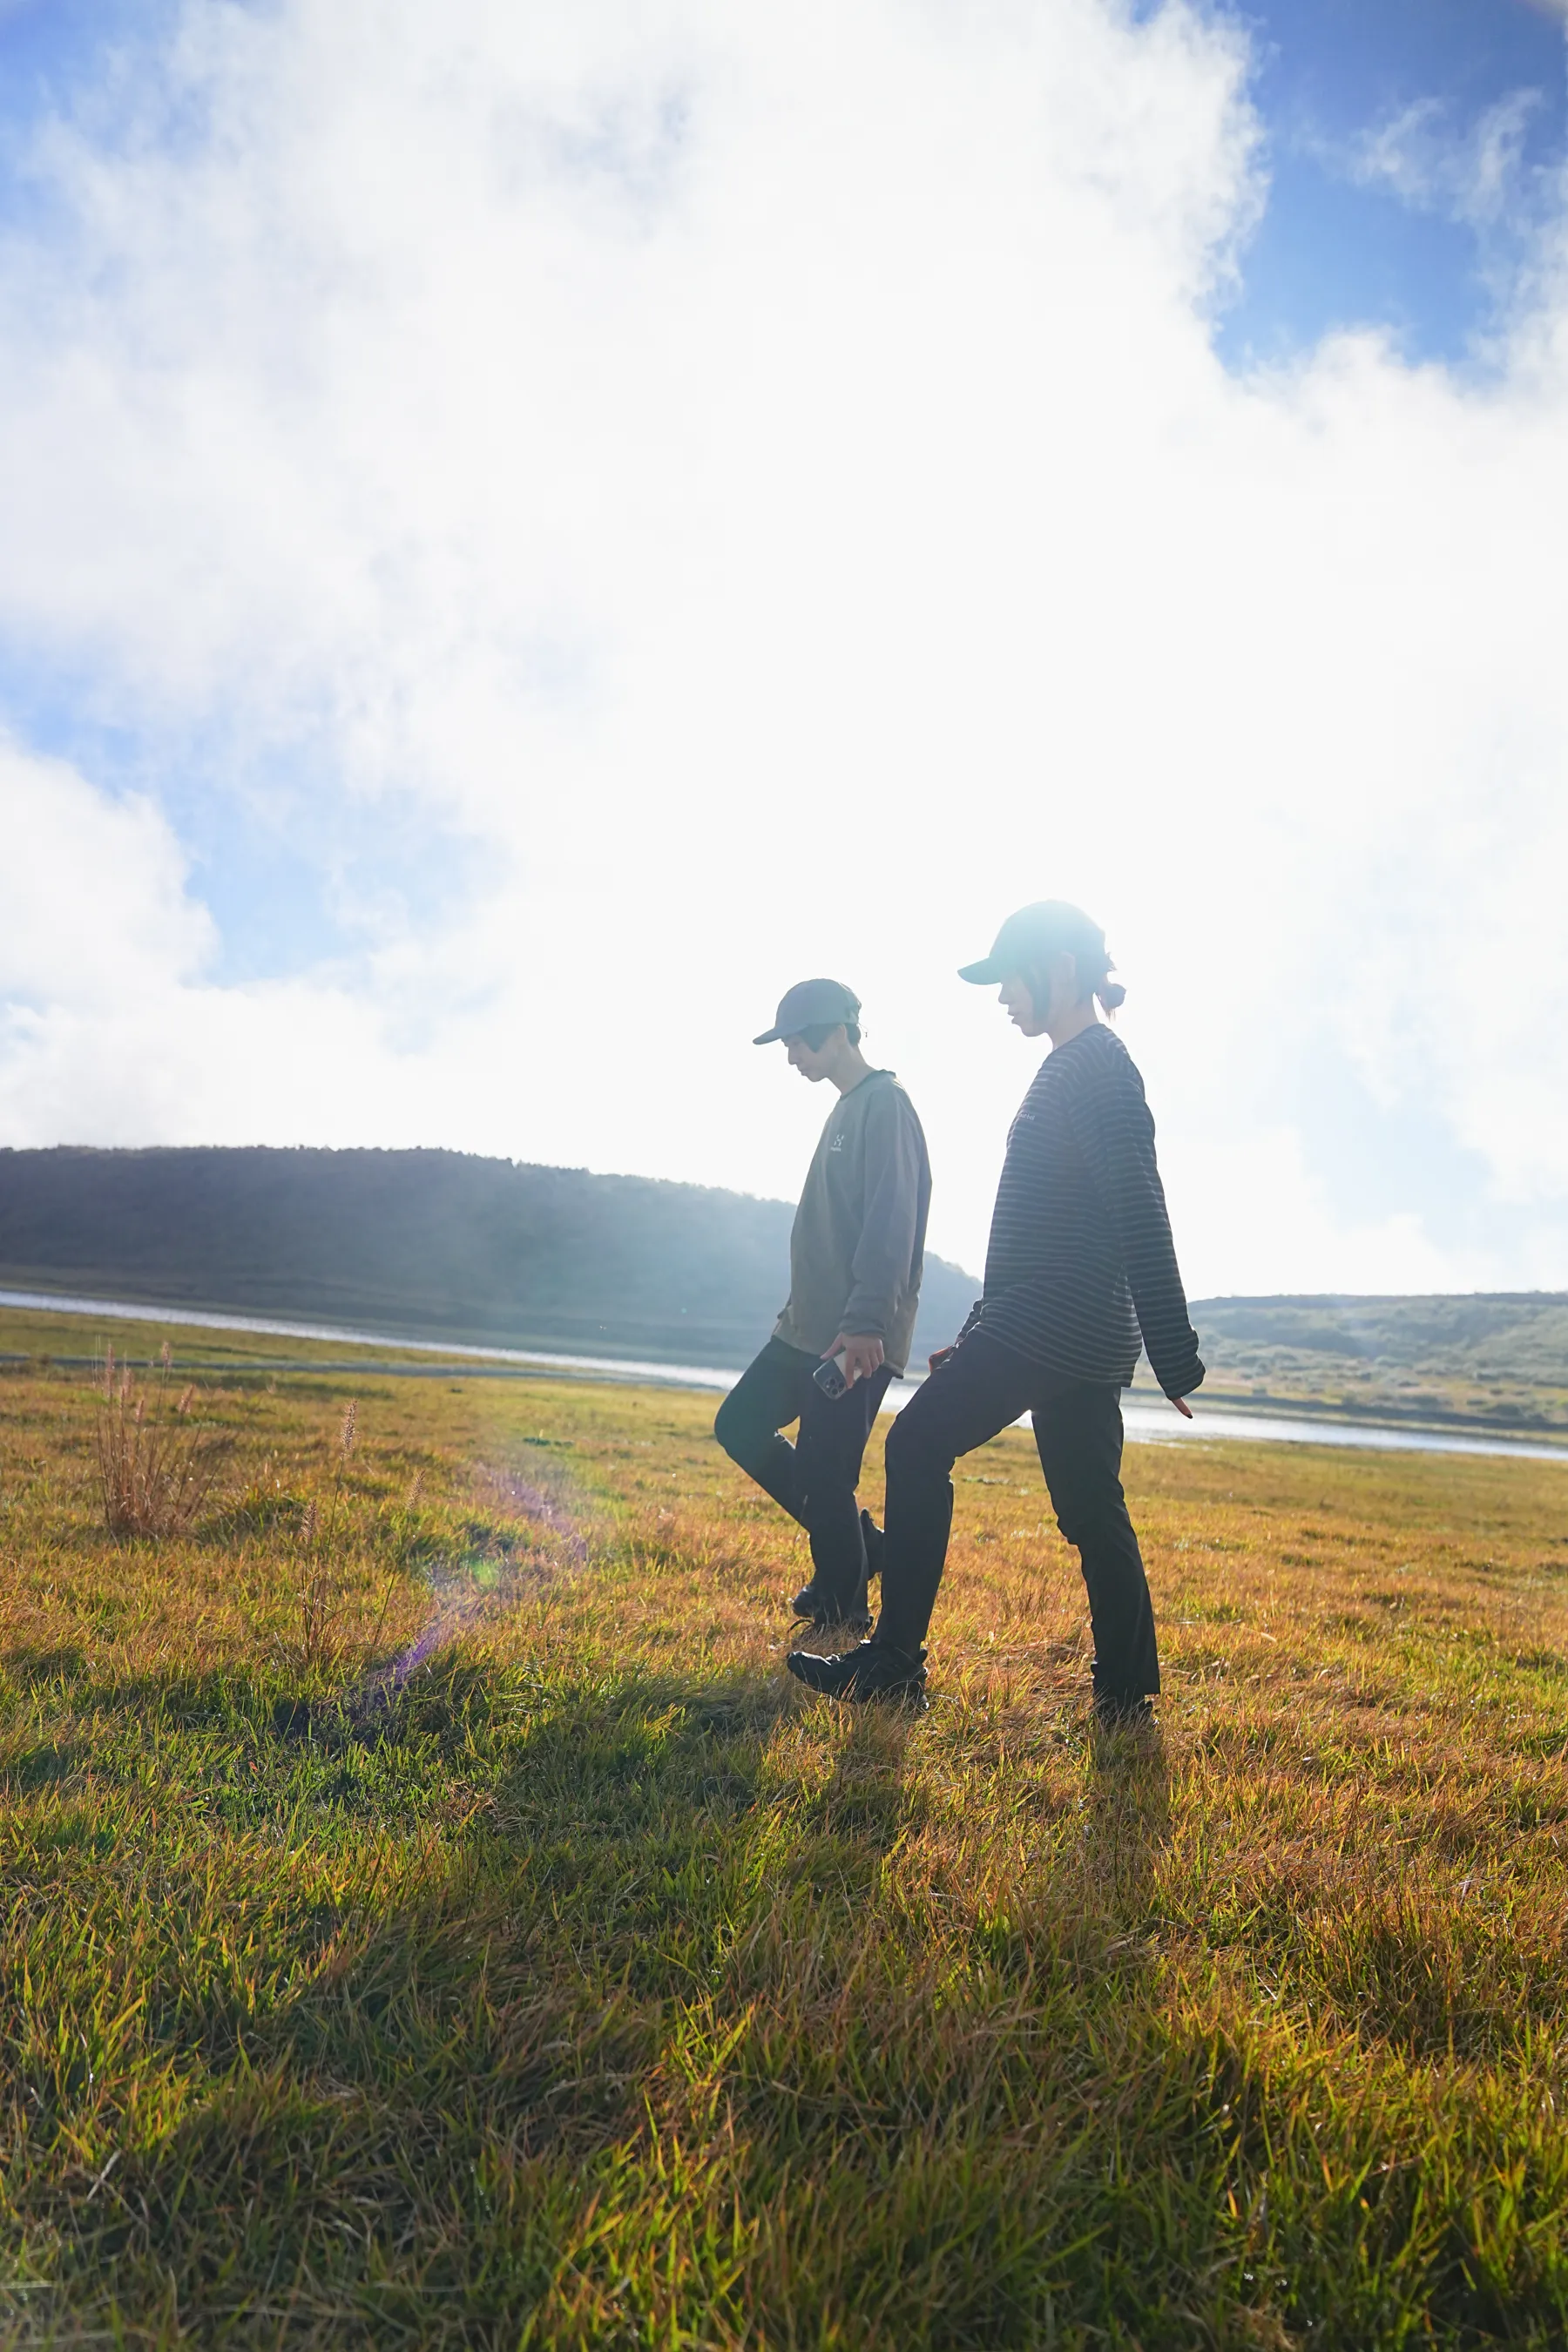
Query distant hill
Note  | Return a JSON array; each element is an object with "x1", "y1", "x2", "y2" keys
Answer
[
  {"x1": 0, "y1": 1146, "x2": 980, "y2": 1370},
  {"x1": 1189, "y1": 1292, "x2": 1568, "y2": 1435},
  {"x1": 3, "y1": 1149, "x2": 1565, "y2": 1432}
]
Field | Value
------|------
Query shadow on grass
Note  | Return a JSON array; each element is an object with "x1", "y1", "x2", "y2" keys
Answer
[
  {"x1": 14, "y1": 1655, "x2": 1568, "y2": 2348},
  {"x1": 1, "y1": 1643, "x2": 90, "y2": 1690},
  {"x1": 1082, "y1": 1723, "x2": 1172, "y2": 1942}
]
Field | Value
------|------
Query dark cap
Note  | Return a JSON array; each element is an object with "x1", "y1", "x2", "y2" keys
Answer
[
  {"x1": 754, "y1": 977, "x2": 862, "y2": 1045},
  {"x1": 959, "y1": 901, "x2": 1110, "y2": 986}
]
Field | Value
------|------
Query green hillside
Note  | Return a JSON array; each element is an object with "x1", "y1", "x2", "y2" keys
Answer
[
  {"x1": 1190, "y1": 1292, "x2": 1568, "y2": 1435},
  {"x1": 3, "y1": 1148, "x2": 1564, "y2": 1432},
  {"x1": 0, "y1": 1146, "x2": 978, "y2": 1371}
]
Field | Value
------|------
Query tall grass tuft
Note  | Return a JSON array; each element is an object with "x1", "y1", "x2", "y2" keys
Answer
[{"x1": 92, "y1": 1342, "x2": 230, "y2": 1539}]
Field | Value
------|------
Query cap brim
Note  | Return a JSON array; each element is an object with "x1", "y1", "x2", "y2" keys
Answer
[
  {"x1": 957, "y1": 957, "x2": 1004, "y2": 984},
  {"x1": 753, "y1": 1027, "x2": 785, "y2": 1044}
]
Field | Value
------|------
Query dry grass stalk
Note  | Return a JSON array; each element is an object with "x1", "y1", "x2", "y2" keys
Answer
[{"x1": 92, "y1": 1341, "x2": 230, "y2": 1539}]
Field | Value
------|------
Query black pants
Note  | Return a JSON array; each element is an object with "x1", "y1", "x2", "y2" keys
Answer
[
  {"x1": 876, "y1": 1330, "x2": 1159, "y2": 1700},
  {"x1": 713, "y1": 1338, "x2": 896, "y2": 1605}
]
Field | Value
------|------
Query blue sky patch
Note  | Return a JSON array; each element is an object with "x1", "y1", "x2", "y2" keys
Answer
[
  {"x1": 1219, "y1": 0, "x2": 1568, "y2": 366},
  {"x1": 0, "y1": 643, "x2": 490, "y2": 988}
]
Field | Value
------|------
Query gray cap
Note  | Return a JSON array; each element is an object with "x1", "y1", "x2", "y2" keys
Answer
[
  {"x1": 958, "y1": 900, "x2": 1106, "y2": 985},
  {"x1": 754, "y1": 977, "x2": 861, "y2": 1045}
]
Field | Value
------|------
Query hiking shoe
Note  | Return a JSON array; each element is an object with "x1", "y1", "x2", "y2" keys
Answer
[
  {"x1": 791, "y1": 1579, "x2": 872, "y2": 1634},
  {"x1": 860, "y1": 1510, "x2": 885, "y2": 1583},
  {"x1": 787, "y1": 1638, "x2": 927, "y2": 1705}
]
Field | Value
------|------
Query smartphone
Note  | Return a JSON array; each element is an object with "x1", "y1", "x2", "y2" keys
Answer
[{"x1": 813, "y1": 1351, "x2": 852, "y2": 1401}]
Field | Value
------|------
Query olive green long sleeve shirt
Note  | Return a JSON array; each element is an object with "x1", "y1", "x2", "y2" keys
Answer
[{"x1": 773, "y1": 1070, "x2": 931, "y2": 1376}]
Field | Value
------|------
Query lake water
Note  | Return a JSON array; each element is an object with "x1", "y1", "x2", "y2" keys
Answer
[{"x1": 3, "y1": 1285, "x2": 1566, "y2": 1467}]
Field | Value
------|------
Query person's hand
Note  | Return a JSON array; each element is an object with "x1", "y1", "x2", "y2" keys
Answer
[
  {"x1": 825, "y1": 1333, "x2": 884, "y2": 1385},
  {"x1": 927, "y1": 1344, "x2": 957, "y2": 1374},
  {"x1": 1169, "y1": 1395, "x2": 1194, "y2": 1420}
]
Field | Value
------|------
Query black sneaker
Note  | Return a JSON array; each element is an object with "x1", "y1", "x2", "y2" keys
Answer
[
  {"x1": 791, "y1": 1579, "x2": 872, "y2": 1634},
  {"x1": 787, "y1": 1638, "x2": 927, "y2": 1705},
  {"x1": 860, "y1": 1510, "x2": 885, "y2": 1583}
]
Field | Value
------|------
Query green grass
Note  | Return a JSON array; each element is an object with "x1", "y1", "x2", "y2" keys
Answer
[{"x1": 1, "y1": 1306, "x2": 1567, "y2": 2346}]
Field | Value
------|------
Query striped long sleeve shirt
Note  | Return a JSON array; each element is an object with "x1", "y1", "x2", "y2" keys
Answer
[{"x1": 965, "y1": 1023, "x2": 1205, "y2": 1397}]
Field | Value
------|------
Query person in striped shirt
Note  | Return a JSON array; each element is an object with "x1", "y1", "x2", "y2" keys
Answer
[{"x1": 788, "y1": 901, "x2": 1204, "y2": 1721}]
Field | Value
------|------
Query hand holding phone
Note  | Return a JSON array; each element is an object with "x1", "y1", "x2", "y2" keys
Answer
[
  {"x1": 813, "y1": 1351, "x2": 851, "y2": 1401},
  {"x1": 818, "y1": 1333, "x2": 884, "y2": 1396}
]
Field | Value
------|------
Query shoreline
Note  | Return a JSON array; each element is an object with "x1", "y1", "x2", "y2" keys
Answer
[{"x1": 4, "y1": 1284, "x2": 1567, "y2": 1466}]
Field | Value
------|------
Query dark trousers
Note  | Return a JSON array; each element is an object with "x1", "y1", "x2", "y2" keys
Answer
[
  {"x1": 713, "y1": 1337, "x2": 896, "y2": 1605},
  {"x1": 876, "y1": 1330, "x2": 1159, "y2": 1699}
]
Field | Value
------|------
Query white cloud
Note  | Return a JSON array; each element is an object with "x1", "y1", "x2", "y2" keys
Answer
[
  {"x1": 0, "y1": 0, "x2": 1565, "y2": 1300},
  {"x1": 1348, "y1": 89, "x2": 1544, "y2": 229},
  {"x1": 0, "y1": 740, "x2": 213, "y2": 1008}
]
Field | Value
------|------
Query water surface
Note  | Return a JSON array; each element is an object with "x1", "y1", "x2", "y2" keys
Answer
[{"x1": 3, "y1": 1285, "x2": 1565, "y2": 1465}]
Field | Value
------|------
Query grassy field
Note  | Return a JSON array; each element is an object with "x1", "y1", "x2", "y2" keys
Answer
[{"x1": 2, "y1": 1308, "x2": 1567, "y2": 2348}]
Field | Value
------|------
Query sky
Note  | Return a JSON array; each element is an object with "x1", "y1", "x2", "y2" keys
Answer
[{"x1": 0, "y1": 0, "x2": 1565, "y2": 1301}]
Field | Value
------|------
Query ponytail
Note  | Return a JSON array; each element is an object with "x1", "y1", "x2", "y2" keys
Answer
[{"x1": 1080, "y1": 938, "x2": 1125, "y2": 1015}]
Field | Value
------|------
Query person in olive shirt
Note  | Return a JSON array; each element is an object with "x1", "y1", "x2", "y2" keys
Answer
[
  {"x1": 714, "y1": 977, "x2": 932, "y2": 1630},
  {"x1": 789, "y1": 904, "x2": 1204, "y2": 1720}
]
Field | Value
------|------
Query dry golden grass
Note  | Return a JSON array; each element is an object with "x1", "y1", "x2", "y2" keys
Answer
[
  {"x1": 0, "y1": 1308, "x2": 1565, "y2": 2346},
  {"x1": 92, "y1": 1343, "x2": 231, "y2": 1541}
]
